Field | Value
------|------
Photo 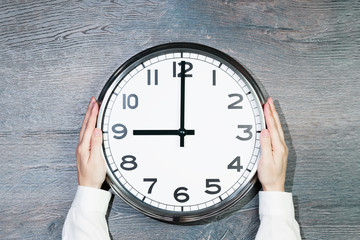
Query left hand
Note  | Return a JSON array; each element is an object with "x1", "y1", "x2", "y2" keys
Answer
[
  {"x1": 76, "y1": 97, "x2": 106, "y2": 189},
  {"x1": 257, "y1": 97, "x2": 288, "y2": 192}
]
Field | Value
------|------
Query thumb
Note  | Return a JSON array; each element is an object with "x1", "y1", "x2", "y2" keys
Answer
[
  {"x1": 259, "y1": 129, "x2": 272, "y2": 164},
  {"x1": 90, "y1": 128, "x2": 103, "y2": 160}
]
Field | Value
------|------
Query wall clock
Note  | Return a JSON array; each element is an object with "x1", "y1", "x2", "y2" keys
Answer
[{"x1": 97, "y1": 42, "x2": 265, "y2": 222}]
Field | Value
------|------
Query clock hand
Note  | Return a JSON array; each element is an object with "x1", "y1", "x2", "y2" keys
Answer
[
  {"x1": 179, "y1": 61, "x2": 187, "y2": 147},
  {"x1": 133, "y1": 129, "x2": 195, "y2": 135},
  {"x1": 133, "y1": 61, "x2": 196, "y2": 143}
]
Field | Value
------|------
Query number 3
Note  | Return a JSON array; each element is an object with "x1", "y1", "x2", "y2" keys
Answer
[{"x1": 236, "y1": 125, "x2": 253, "y2": 141}]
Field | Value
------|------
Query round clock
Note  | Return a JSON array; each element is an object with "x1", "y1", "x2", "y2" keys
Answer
[{"x1": 97, "y1": 42, "x2": 265, "y2": 222}]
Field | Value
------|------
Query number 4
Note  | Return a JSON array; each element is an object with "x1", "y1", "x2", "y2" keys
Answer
[{"x1": 227, "y1": 156, "x2": 243, "y2": 172}]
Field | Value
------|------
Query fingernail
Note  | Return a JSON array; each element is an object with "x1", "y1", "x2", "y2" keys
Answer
[
  {"x1": 94, "y1": 128, "x2": 101, "y2": 137},
  {"x1": 269, "y1": 97, "x2": 273, "y2": 105},
  {"x1": 261, "y1": 129, "x2": 269, "y2": 138},
  {"x1": 265, "y1": 100, "x2": 271, "y2": 113}
]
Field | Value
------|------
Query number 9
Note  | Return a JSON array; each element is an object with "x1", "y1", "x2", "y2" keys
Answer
[{"x1": 112, "y1": 123, "x2": 127, "y2": 139}]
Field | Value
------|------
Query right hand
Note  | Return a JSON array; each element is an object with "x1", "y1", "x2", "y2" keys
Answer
[
  {"x1": 76, "y1": 97, "x2": 107, "y2": 189},
  {"x1": 257, "y1": 97, "x2": 288, "y2": 192}
]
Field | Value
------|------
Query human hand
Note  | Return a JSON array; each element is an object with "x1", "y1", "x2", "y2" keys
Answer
[
  {"x1": 76, "y1": 97, "x2": 106, "y2": 189},
  {"x1": 257, "y1": 97, "x2": 288, "y2": 192}
]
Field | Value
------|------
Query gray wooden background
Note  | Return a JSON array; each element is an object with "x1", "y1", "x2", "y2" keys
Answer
[{"x1": 1, "y1": 1, "x2": 359, "y2": 239}]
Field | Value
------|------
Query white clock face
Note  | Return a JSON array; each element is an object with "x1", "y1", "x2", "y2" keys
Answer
[{"x1": 98, "y1": 43, "x2": 265, "y2": 222}]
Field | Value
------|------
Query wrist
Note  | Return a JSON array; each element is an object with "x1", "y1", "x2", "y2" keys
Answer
[
  {"x1": 78, "y1": 173, "x2": 106, "y2": 189},
  {"x1": 73, "y1": 186, "x2": 112, "y2": 214},
  {"x1": 262, "y1": 184, "x2": 285, "y2": 192},
  {"x1": 78, "y1": 180, "x2": 103, "y2": 189}
]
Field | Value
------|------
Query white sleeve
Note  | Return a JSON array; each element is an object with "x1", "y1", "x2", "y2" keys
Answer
[
  {"x1": 62, "y1": 186, "x2": 112, "y2": 240},
  {"x1": 255, "y1": 191, "x2": 301, "y2": 240}
]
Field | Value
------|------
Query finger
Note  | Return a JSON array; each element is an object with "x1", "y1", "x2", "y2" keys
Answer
[
  {"x1": 79, "y1": 97, "x2": 96, "y2": 142},
  {"x1": 90, "y1": 128, "x2": 104, "y2": 163},
  {"x1": 260, "y1": 129, "x2": 272, "y2": 164},
  {"x1": 81, "y1": 100, "x2": 99, "y2": 148},
  {"x1": 268, "y1": 98, "x2": 284, "y2": 141},
  {"x1": 264, "y1": 99, "x2": 283, "y2": 151}
]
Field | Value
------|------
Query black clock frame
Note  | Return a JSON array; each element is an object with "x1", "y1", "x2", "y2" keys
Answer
[{"x1": 97, "y1": 42, "x2": 265, "y2": 222}]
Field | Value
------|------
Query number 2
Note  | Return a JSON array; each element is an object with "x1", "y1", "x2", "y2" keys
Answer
[{"x1": 228, "y1": 93, "x2": 243, "y2": 109}]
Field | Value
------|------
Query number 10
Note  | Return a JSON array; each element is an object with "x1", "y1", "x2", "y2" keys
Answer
[{"x1": 122, "y1": 94, "x2": 138, "y2": 109}]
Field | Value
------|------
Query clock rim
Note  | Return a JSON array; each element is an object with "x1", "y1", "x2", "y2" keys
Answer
[
  {"x1": 98, "y1": 42, "x2": 265, "y2": 105},
  {"x1": 97, "y1": 42, "x2": 265, "y2": 222}
]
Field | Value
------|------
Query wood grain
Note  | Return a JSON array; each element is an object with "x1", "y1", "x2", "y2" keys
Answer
[{"x1": 1, "y1": 0, "x2": 359, "y2": 239}]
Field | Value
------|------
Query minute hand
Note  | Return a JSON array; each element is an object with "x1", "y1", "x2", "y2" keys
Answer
[{"x1": 179, "y1": 61, "x2": 192, "y2": 147}]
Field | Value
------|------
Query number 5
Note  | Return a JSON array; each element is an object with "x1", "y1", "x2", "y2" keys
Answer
[{"x1": 205, "y1": 179, "x2": 221, "y2": 195}]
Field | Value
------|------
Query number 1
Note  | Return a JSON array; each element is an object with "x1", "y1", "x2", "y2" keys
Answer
[{"x1": 212, "y1": 70, "x2": 216, "y2": 86}]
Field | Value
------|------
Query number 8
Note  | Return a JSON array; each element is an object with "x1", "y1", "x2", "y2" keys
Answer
[{"x1": 120, "y1": 155, "x2": 137, "y2": 171}]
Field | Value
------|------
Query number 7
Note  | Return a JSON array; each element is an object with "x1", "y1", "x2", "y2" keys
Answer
[{"x1": 143, "y1": 178, "x2": 157, "y2": 194}]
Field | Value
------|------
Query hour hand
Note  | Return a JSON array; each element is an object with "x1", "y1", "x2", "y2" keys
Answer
[
  {"x1": 133, "y1": 129, "x2": 195, "y2": 136},
  {"x1": 133, "y1": 130, "x2": 179, "y2": 135}
]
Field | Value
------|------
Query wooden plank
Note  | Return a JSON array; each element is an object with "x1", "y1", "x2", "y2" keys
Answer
[{"x1": 0, "y1": 0, "x2": 359, "y2": 239}]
